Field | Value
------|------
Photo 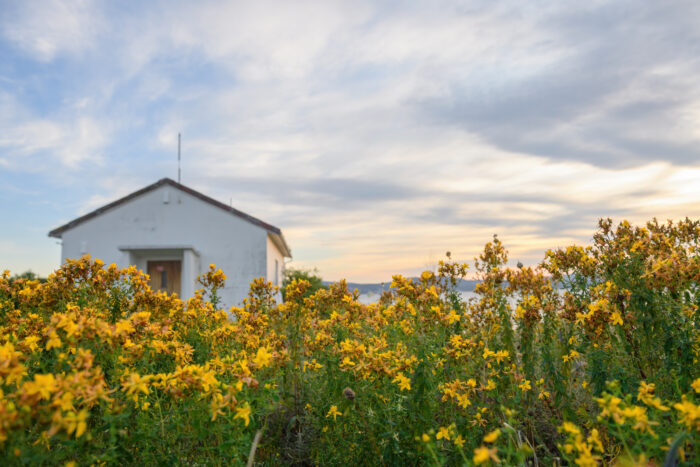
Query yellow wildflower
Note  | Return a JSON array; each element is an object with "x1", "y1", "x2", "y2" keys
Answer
[
  {"x1": 341, "y1": 357, "x2": 355, "y2": 368},
  {"x1": 25, "y1": 374, "x2": 57, "y2": 400},
  {"x1": 637, "y1": 382, "x2": 669, "y2": 411},
  {"x1": 560, "y1": 421, "x2": 581, "y2": 435},
  {"x1": 609, "y1": 311, "x2": 623, "y2": 326},
  {"x1": 253, "y1": 347, "x2": 273, "y2": 369},
  {"x1": 23, "y1": 335, "x2": 40, "y2": 352},
  {"x1": 597, "y1": 395, "x2": 624, "y2": 424},
  {"x1": 588, "y1": 429, "x2": 604, "y2": 453},
  {"x1": 563, "y1": 350, "x2": 580, "y2": 363},
  {"x1": 122, "y1": 372, "x2": 150, "y2": 402},
  {"x1": 56, "y1": 392, "x2": 75, "y2": 411},
  {"x1": 436, "y1": 426, "x2": 451, "y2": 441},
  {"x1": 457, "y1": 393, "x2": 471, "y2": 409},
  {"x1": 673, "y1": 397, "x2": 700, "y2": 430},
  {"x1": 445, "y1": 309, "x2": 461, "y2": 324},
  {"x1": 393, "y1": 372, "x2": 411, "y2": 391},
  {"x1": 494, "y1": 350, "x2": 509, "y2": 364},
  {"x1": 326, "y1": 405, "x2": 342, "y2": 421},
  {"x1": 234, "y1": 403, "x2": 251, "y2": 426},
  {"x1": 427, "y1": 286, "x2": 439, "y2": 298},
  {"x1": 691, "y1": 378, "x2": 700, "y2": 394},
  {"x1": 483, "y1": 428, "x2": 500, "y2": 443},
  {"x1": 575, "y1": 447, "x2": 597, "y2": 467},
  {"x1": 46, "y1": 330, "x2": 62, "y2": 350},
  {"x1": 622, "y1": 405, "x2": 657, "y2": 435},
  {"x1": 64, "y1": 410, "x2": 88, "y2": 438},
  {"x1": 473, "y1": 446, "x2": 499, "y2": 465}
]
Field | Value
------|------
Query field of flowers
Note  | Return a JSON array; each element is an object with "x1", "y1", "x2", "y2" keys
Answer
[{"x1": 0, "y1": 218, "x2": 698, "y2": 466}]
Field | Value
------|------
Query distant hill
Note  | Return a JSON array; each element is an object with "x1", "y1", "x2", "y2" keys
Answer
[{"x1": 323, "y1": 278, "x2": 481, "y2": 296}]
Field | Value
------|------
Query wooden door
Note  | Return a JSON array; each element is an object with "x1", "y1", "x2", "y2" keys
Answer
[{"x1": 147, "y1": 260, "x2": 181, "y2": 296}]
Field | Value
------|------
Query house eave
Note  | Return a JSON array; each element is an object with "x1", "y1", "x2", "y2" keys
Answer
[
  {"x1": 47, "y1": 178, "x2": 286, "y2": 240},
  {"x1": 268, "y1": 232, "x2": 292, "y2": 258}
]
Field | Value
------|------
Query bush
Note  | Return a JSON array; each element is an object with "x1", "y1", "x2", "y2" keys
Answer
[
  {"x1": 281, "y1": 266, "x2": 326, "y2": 301},
  {"x1": 0, "y1": 218, "x2": 698, "y2": 466}
]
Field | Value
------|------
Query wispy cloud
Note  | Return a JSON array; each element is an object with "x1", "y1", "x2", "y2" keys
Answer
[
  {"x1": 1, "y1": 0, "x2": 101, "y2": 62},
  {"x1": 0, "y1": 93, "x2": 109, "y2": 169},
  {"x1": 1, "y1": 0, "x2": 698, "y2": 281}
]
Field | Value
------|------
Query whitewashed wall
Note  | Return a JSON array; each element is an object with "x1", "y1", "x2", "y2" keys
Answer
[
  {"x1": 59, "y1": 185, "x2": 271, "y2": 307},
  {"x1": 266, "y1": 235, "x2": 285, "y2": 301}
]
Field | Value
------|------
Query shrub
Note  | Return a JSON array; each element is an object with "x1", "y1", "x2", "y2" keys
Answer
[{"x1": 0, "y1": 218, "x2": 697, "y2": 465}]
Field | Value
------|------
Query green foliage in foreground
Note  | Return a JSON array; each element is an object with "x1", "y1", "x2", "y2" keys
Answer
[
  {"x1": 0, "y1": 218, "x2": 697, "y2": 466},
  {"x1": 282, "y1": 266, "x2": 327, "y2": 301}
]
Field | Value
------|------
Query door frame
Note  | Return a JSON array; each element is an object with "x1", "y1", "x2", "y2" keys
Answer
[{"x1": 118, "y1": 246, "x2": 200, "y2": 300}]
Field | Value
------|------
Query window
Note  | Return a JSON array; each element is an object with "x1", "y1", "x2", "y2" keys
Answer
[{"x1": 275, "y1": 259, "x2": 279, "y2": 286}]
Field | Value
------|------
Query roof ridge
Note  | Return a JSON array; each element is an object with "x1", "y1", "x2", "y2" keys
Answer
[{"x1": 48, "y1": 178, "x2": 286, "y2": 248}]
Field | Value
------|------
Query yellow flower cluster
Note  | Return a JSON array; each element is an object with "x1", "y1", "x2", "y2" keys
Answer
[
  {"x1": 0, "y1": 217, "x2": 697, "y2": 465},
  {"x1": 0, "y1": 256, "x2": 276, "y2": 455},
  {"x1": 558, "y1": 422, "x2": 604, "y2": 467}
]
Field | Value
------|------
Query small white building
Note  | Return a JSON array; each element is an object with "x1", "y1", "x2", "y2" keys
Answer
[{"x1": 49, "y1": 178, "x2": 291, "y2": 307}]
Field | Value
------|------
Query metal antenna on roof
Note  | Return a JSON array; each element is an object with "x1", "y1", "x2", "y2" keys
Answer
[{"x1": 177, "y1": 133, "x2": 181, "y2": 184}]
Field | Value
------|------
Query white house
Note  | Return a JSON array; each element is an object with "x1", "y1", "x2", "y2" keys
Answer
[{"x1": 48, "y1": 178, "x2": 291, "y2": 306}]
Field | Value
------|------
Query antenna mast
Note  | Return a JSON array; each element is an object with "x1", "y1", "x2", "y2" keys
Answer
[{"x1": 177, "y1": 133, "x2": 181, "y2": 184}]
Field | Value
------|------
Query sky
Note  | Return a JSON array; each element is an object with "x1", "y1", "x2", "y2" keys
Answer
[{"x1": 1, "y1": 0, "x2": 699, "y2": 282}]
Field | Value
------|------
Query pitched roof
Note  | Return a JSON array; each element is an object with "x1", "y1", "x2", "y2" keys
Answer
[{"x1": 48, "y1": 178, "x2": 291, "y2": 257}]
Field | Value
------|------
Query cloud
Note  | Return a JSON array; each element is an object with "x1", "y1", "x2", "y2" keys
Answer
[
  {"x1": 1, "y1": 0, "x2": 101, "y2": 61},
  {"x1": 1, "y1": 0, "x2": 699, "y2": 281},
  {"x1": 416, "y1": 1, "x2": 700, "y2": 167},
  {"x1": 0, "y1": 93, "x2": 109, "y2": 169}
]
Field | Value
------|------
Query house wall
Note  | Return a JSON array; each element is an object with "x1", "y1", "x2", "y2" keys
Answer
[
  {"x1": 266, "y1": 235, "x2": 285, "y2": 301},
  {"x1": 59, "y1": 184, "x2": 269, "y2": 307}
]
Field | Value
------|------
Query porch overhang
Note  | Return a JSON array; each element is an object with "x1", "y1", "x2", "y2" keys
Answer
[
  {"x1": 118, "y1": 245, "x2": 201, "y2": 300},
  {"x1": 118, "y1": 245, "x2": 200, "y2": 256}
]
